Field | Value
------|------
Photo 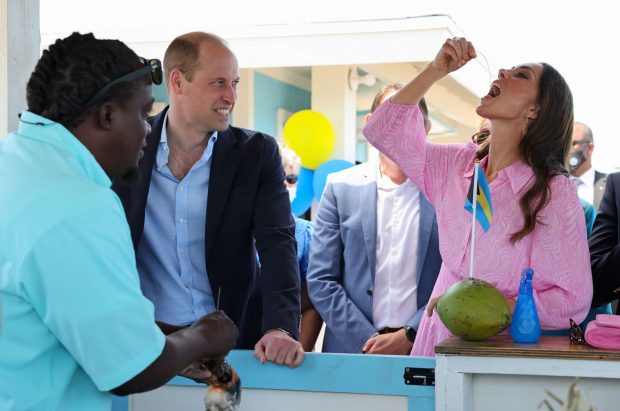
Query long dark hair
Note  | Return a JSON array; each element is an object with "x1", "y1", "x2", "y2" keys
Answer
[{"x1": 510, "y1": 63, "x2": 574, "y2": 243}]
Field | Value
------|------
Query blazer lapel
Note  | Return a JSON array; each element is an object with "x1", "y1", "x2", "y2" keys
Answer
[
  {"x1": 122, "y1": 108, "x2": 166, "y2": 248},
  {"x1": 205, "y1": 127, "x2": 244, "y2": 259},
  {"x1": 137, "y1": 110, "x2": 165, "y2": 201},
  {"x1": 360, "y1": 162, "x2": 378, "y2": 281},
  {"x1": 594, "y1": 171, "x2": 607, "y2": 209}
]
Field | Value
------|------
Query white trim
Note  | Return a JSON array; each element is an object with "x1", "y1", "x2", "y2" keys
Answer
[
  {"x1": 436, "y1": 352, "x2": 620, "y2": 411},
  {"x1": 441, "y1": 355, "x2": 620, "y2": 379},
  {"x1": 1, "y1": 0, "x2": 40, "y2": 135},
  {"x1": 40, "y1": 15, "x2": 488, "y2": 97},
  {"x1": 255, "y1": 67, "x2": 311, "y2": 91}
]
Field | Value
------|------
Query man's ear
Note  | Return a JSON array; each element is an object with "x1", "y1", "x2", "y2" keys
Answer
[
  {"x1": 168, "y1": 69, "x2": 184, "y2": 95},
  {"x1": 96, "y1": 102, "x2": 116, "y2": 131},
  {"x1": 364, "y1": 113, "x2": 371, "y2": 124}
]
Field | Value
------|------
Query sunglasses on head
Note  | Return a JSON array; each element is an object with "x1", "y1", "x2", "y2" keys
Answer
[{"x1": 83, "y1": 57, "x2": 162, "y2": 109}]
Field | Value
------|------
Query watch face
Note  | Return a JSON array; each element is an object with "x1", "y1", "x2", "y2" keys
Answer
[{"x1": 405, "y1": 326, "x2": 416, "y2": 342}]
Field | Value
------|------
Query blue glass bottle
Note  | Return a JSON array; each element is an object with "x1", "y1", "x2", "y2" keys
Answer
[{"x1": 510, "y1": 268, "x2": 541, "y2": 343}]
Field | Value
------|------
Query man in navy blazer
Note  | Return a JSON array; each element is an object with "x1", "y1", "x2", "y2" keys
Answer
[
  {"x1": 307, "y1": 87, "x2": 441, "y2": 354},
  {"x1": 113, "y1": 32, "x2": 303, "y2": 366},
  {"x1": 590, "y1": 171, "x2": 620, "y2": 314}
]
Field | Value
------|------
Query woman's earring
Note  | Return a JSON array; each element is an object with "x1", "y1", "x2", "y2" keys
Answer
[{"x1": 522, "y1": 118, "x2": 529, "y2": 137}]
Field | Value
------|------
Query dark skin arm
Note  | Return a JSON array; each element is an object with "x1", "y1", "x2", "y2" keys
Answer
[
  {"x1": 300, "y1": 283, "x2": 323, "y2": 351},
  {"x1": 154, "y1": 320, "x2": 226, "y2": 384},
  {"x1": 156, "y1": 321, "x2": 187, "y2": 335},
  {"x1": 111, "y1": 311, "x2": 238, "y2": 396}
]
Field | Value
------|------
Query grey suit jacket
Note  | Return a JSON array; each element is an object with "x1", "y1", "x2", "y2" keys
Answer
[{"x1": 307, "y1": 162, "x2": 441, "y2": 353}]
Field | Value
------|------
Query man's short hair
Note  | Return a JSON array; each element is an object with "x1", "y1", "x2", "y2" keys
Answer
[
  {"x1": 163, "y1": 32, "x2": 229, "y2": 84},
  {"x1": 370, "y1": 82, "x2": 429, "y2": 126},
  {"x1": 279, "y1": 144, "x2": 301, "y2": 176},
  {"x1": 574, "y1": 121, "x2": 594, "y2": 143},
  {"x1": 370, "y1": 83, "x2": 403, "y2": 113}
]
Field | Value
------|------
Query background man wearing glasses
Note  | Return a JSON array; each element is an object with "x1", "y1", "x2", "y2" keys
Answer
[
  {"x1": 570, "y1": 121, "x2": 607, "y2": 209},
  {"x1": 0, "y1": 32, "x2": 237, "y2": 411},
  {"x1": 113, "y1": 32, "x2": 304, "y2": 367}
]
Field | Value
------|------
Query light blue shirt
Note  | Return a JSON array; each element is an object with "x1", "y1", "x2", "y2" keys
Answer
[
  {"x1": 137, "y1": 113, "x2": 218, "y2": 325},
  {"x1": 294, "y1": 217, "x2": 313, "y2": 282},
  {"x1": 0, "y1": 112, "x2": 165, "y2": 411}
]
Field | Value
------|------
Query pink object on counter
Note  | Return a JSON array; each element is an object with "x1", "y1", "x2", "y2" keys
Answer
[{"x1": 585, "y1": 314, "x2": 620, "y2": 350}]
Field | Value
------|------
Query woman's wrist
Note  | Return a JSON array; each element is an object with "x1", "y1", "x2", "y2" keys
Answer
[
  {"x1": 391, "y1": 65, "x2": 445, "y2": 105},
  {"x1": 423, "y1": 63, "x2": 449, "y2": 82}
]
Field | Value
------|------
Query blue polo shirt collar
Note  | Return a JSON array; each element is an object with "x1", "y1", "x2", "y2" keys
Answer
[{"x1": 18, "y1": 111, "x2": 111, "y2": 188}]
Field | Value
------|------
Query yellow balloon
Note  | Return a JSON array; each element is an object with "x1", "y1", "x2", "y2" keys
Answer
[{"x1": 283, "y1": 110, "x2": 335, "y2": 170}]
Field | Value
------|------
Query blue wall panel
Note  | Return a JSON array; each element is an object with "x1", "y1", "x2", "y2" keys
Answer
[{"x1": 253, "y1": 72, "x2": 311, "y2": 137}]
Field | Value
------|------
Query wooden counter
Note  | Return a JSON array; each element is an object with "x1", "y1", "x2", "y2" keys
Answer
[
  {"x1": 434, "y1": 336, "x2": 620, "y2": 411},
  {"x1": 436, "y1": 335, "x2": 620, "y2": 361}
]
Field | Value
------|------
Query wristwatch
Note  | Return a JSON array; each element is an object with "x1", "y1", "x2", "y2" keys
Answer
[
  {"x1": 264, "y1": 327, "x2": 294, "y2": 338},
  {"x1": 403, "y1": 326, "x2": 416, "y2": 343}
]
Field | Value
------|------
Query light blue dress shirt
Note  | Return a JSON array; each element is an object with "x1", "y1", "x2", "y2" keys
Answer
[
  {"x1": 137, "y1": 113, "x2": 218, "y2": 325},
  {"x1": 0, "y1": 112, "x2": 165, "y2": 411},
  {"x1": 294, "y1": 217, "x2": 313, "y2": 282}
]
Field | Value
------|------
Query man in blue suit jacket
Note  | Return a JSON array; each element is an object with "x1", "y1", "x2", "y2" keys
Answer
[
  {"x1": 113, "y1": 32, "x2": 303, "y2": 366},
  {"x1": 307, "y1": 87, "x2": 441, "y2": 354}
]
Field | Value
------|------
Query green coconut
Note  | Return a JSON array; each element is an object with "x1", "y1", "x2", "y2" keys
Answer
[{"x1": 436, "y1": 278, "x2": 511, "y2": 341}]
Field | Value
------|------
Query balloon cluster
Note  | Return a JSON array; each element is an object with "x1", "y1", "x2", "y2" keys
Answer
[{"x1": 283, "y1": 110, "x2": 354, "y2": 216}]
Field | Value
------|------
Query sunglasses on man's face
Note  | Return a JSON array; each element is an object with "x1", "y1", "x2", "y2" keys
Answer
[
  {"x1": 83, "y1": 57, "x2": 163, "y2": 109},
  {"x1": 568, "y1": 318, "x2": 586, "y2": 344},
  {"x1": 285, "y1": 174, "x2": 298, "y2": 185}
]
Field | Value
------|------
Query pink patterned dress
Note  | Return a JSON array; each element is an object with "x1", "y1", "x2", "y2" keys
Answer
[{"x1": 363, "y1": 100, "x2": 593, "y2": 356}]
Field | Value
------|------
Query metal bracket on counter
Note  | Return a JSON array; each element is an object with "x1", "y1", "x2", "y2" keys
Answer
[{"x1": 404, "y1": 367, "x2": 435, "y2": 386}]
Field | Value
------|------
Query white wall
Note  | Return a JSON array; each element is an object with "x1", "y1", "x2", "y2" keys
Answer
[{"x1": 1, "y1": 0, "x2": 39, "y2": 135}]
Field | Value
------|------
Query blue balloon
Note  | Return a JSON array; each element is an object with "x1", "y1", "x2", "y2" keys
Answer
[
  {"x1": 313, "y1": 159, "x2": 355, "y2": 201},
  {"x1": 291, "y1": 167, "x2": 314, "y2": 216}
]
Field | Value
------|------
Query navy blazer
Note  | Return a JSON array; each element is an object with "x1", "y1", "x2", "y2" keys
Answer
[
  {"x1": 590, "y1": 171, "x2": 620, "y2": 313},
  {"x1": 306, "y1": 162, "x2": 441, "y2": 353},
  {"x1": 113, "y1": 107, "x2": 300, "y2": 348},
  {"x1": 593, "y1": 170, "x2": 608, "y2": 209}
]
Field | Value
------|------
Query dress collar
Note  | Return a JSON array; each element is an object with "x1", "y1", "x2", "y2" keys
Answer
[{"x1": 463, "y1": 147, "x2": 534, "y2": 194}]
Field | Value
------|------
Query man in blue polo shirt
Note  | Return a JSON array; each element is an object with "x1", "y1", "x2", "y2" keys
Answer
[{"x1": 0, "y1": 32, "x2": 237, "y2": 411}]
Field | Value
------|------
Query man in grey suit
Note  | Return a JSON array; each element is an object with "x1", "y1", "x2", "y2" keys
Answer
[{"x1": 307, "y1": 85, "x2": 441, "y2": 354}]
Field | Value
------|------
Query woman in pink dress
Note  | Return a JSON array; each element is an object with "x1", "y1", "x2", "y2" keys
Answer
[{"x1": 363, "y1": 37, "x2": 592, "y2": 356}]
